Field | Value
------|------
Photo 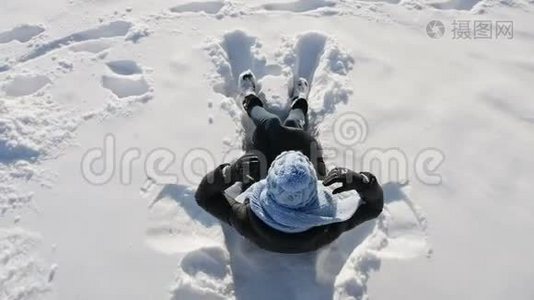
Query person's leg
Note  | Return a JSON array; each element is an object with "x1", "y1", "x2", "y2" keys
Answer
[
  {"x1": 244, "y1": 95, "x2": 280, "y2": 128},
  {"x1": 244, "y1": 94, "x2": 283, "y2": 151},
  {"x1": 283, "y1": 98, "x2": 308, "y2": 130},
  {"x1": 284, "y1": 78, "x2": 310, "y2": 130}
]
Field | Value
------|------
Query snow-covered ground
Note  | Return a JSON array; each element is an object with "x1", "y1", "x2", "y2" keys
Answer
[{"x1": 1, "y1": 0, "x2": 534, "y2": 299}]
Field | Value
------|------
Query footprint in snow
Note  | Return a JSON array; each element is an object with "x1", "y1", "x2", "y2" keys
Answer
[
  {"x1": 101, "y1": 60, "x2": 151, "y2": 98},
  {"x1": 261, "y1": 0, "x2": 336, "y2": 13},
  {"x1": 1, "y1": 74, "x2": 51, "y2": 97},
  {"x1": 69, "y1": 40, "x2": 111, "y2": 54},
  {"x1": 429, "y1": 0, "x2": 482, "y2": 10},
  {"x1": 170, "y1": 1, "x2": 225, "y2": 14},
  {"x1": 171, "y1": 246, "x2": 234, "y2": 300},
  {"x1": 0, "y1": 24, "x2": 44, "y2": 43},
  {"x1": 18, "y1": 21, "x2": 132, "y2": 64},
  {"x1": 0, "y1": 21, "x2": 132, "y2": 73},
  {"x1": 106, "y1": 60, "x2": 143, "y2": 75}
]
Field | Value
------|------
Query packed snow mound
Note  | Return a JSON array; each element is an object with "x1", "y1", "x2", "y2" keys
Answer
[{"x1": 0, "y1": 228, "x2": 54, "y2": 300}]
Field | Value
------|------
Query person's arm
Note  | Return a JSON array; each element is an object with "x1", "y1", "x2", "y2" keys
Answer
[
  {"x1": 341, "y1": 172, "x2": 384, "y2": 231},
  {"x1": 317, "y1": 157, "x2": 327, "y2": 179},
  {"x1": 310, "y1": 139, "x2": 327, "y2": 179},
  {"x1": 195, "y1": 164, "x2": 237, "y2": 225},
  {"x1": 194, "y1": 154, "x2": 261, "y2": 226},
  {"x1": 323, "y1": 169, "x2": 384, "y2": 231}
]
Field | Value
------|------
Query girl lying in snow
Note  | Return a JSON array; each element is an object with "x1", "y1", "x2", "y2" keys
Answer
[{"x1": 195, "y1": 70, "x2": 384, "y2": 253}]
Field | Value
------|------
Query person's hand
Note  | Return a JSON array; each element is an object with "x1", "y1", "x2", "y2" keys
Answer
[
  {"x1": 224, "y1": 154, "x2": 261, "y2": 184},
  {"x1": 322, "y1": 167, "x2": 373, "y2": 194}
]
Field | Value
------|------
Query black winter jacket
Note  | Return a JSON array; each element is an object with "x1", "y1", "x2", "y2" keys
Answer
[{"x1": 195, "y1": 164, "x2": 384, "y2": 253}]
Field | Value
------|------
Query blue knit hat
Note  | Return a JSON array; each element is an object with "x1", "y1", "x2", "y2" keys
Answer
[{"x1": 244, "y1": 151, "x2": 359, "y2": 233}]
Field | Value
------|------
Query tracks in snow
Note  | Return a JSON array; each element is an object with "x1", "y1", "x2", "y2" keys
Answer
[
  {"x1": 261, "y1": 0, "x2": 336, "y2": 13},
  {"x1": 0, "y1": 25, "x2": 44, "y2": 43},
  {"x1": 0, "y1": 19, "x2": 153, "y2": 215},
  {"x1": 203, "y1": 29, "x2": 353, "y2": 147},
  {"x1": 149, "y1": 29, "x2": 430, "y2": 300},
  {"x1": 170, "y1": 1, "x2": 226, "y2": 14},
  {"x1": 2, "y1": 74, "x2": 51, "y2": 97},
  {"x1": 0, "y1": 21, "x2": 132, "y2": 73},
  {"x1": 0, "y1": 3, "x2": 440, "y2": 299},
  {"x1": 18, "y1": 21, "x2": 132, "y2": 64}
]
